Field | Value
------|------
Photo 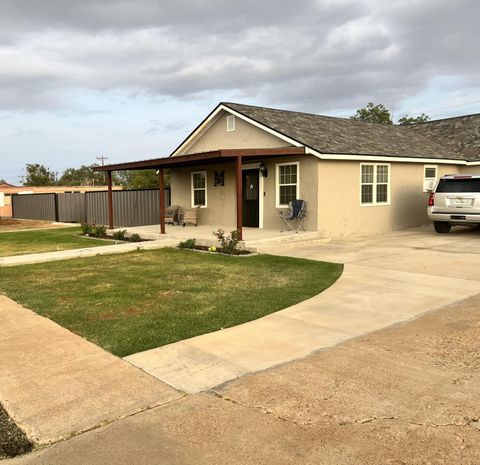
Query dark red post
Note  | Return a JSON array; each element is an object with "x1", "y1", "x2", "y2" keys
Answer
[
  {"x1": 158, "y1": 168, "x2": 166, "y2": 234},
  {"x1": 107, "y1": 170, "x2": 114, "y2": 229},
  {"x1": 235, "y1": 156, "x2": 243, "y2": 240}
]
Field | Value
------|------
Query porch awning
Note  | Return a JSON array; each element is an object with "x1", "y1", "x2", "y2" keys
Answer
[{"x1": 93, "y1": 147, "x2": 306, "y2": 172}]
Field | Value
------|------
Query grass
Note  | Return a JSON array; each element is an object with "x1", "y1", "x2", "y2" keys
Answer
[
  {"x1": 0, "y1": 404, "x2": 32, "y2": 459},
  {"x1": 0, "y1": 227, "x2": 109, "y2": 257},
  {"x1": 0, "y1": 248, "x2": 343, "y2": 357}
]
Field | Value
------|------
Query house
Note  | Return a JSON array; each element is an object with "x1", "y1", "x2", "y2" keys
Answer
[{"x1": 96, "y1": 103, "x2": 480, "y2": 239}]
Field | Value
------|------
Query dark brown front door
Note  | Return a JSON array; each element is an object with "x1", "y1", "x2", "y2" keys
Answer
[{"x1": 242, "y1": 169, "x2": 259, "y2": 227}]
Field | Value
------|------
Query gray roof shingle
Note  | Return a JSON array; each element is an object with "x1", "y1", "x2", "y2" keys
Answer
[{"x1": 222, "y1": 102, "x2": 474, "y2": 161}]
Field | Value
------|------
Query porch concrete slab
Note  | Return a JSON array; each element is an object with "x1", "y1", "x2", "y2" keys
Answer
[
  {"x1": 0, "y1": 295, "x2": 181, "y2": 444},
  {"x1": 124, "y1": 258, "x2": 480, "y2": 394}
]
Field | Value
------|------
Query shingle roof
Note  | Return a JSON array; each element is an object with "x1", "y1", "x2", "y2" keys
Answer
[
  {"x1": 222, "y1": 102, "x2": 468, "y2": 161},
  {"x1": 408, "y1": 114, "x2": 480, "y2": 162}
]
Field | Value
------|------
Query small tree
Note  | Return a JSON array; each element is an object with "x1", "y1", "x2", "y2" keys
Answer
[
  {"x1": 351, "y1": 102, "x2": 393, "y2": 125},
  {"x1": 57, "y1": 164, "x2": 106, "y2": 186},
  {"x1": 23, "y1": 164, "x2": 57, "y2": 186},
  {"x1": 398, "y1": 113, "x2": 431, "y2": 125}
]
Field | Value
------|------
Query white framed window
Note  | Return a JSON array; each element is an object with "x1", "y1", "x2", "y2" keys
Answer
[
  {"x1": 360, "y1": 163, "x2": 390, "y2": 205},
  {"x1": 191, "y1": 171, "x2": 207, "y2": 207},
  {"x1": 276, "y1": 162, "x2": 299, "y2": 208},
  {"x1": 423, "y1": 165, "x2": 438, "y2": 192},
  {"x1": 226, "y1": 115, "x2": 235, "y2": 132}
]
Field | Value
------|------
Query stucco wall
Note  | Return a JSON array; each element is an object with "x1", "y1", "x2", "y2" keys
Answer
[
  {"x1": 169, "y1": 155, "x2": 318, "y2": 231},
  {"x1": 459, "y1": 164, "x2": 480, "y2": 175},
  {"x1": 317, "y1": 160, "x2": 461, "y2": 238},
  {"x1": 181, "y1": 111, "x2": 291, "y2": 155}
]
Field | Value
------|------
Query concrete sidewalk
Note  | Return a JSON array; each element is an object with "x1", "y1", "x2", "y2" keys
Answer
[
  {"x1": 0, "y1": 238, "x2": 178, "y2": 267},
  {"x1": 0, "y1": 296, "x2": 181, "y2": 444},
  {"x1": 125, "y1": 226, "x2": 480, "y2": 394}
]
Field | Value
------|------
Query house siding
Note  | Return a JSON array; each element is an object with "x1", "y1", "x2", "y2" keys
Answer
[
  {"x1": 317, "y1": 160, "x2": 461, "y2": 238},
  {"x1": 181, "y1": 110, "x2": 292, "y2": 155}
]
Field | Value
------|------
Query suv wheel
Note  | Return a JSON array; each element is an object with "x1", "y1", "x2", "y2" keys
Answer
[{"x1": 434, "y1": 221, "x2": 451, "y2": 233}]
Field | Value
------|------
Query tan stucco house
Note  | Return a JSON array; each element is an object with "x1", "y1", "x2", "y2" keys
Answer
[{"x1": 98, "y1": 102, "x2": 480, "y2": 239}]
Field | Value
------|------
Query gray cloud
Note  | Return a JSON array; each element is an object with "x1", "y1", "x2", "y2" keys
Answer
[{"x1": 0, "y1": 0, "x2": 479, "y2": 113}]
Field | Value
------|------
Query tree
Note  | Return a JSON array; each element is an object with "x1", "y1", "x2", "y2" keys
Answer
[
  {"x1": 116, "y1": 169, "x2": 168, "y2": 189},
  {"x1": 57, "y1": 165, "x2": 106, "y2": 186},
  {"x1": 23, "y1": 164, "x2": 57, "y2": 186},
  {"x1": 351, "y1": 102, "x2": 393, "y2": 125},
  {"x1": 398, "y1": 113, "x2": 430, "y2": 125}
]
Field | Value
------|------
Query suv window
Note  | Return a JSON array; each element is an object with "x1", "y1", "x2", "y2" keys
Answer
[{"x1": 436, "y1": 178, "x2": 480, "y2": 193}]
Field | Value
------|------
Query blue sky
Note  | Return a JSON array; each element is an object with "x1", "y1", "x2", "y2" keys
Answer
[{"x1": 1, "y1": 0, "x2": 479, "y2": 184}]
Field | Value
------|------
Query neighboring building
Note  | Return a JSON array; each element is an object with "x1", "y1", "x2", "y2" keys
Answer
[
  {"x1": 97, "y1": 103, "x2": 480, "y2": 238},
  {"x1": 0, "y1": 184, "x2": 122, "y2": 218}
]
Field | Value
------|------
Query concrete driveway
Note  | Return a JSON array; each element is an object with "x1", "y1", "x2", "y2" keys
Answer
[{"x1": 125, "y1": 226, "x2": 480, "y2": 394}]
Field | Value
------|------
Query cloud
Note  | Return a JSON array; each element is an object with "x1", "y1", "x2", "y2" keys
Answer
[{"x1": 0, "y1": 0, "x2": 479, "y2": 113}]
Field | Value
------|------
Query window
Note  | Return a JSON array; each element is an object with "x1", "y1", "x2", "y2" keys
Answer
[
  {"x1": 423, "y1": 165, "x2": 437, "y2": 192},
  {"x1": 276, "y1": 162, "x2": 299, "y2": 207},
  {"x1": 191, "y1": 171, "x2": 207, "y2": 207},
  {"x1": 361, "y1": 163, "x2": 390, "y2": 205},
  {"x1": 226, "y1": 115, "x2": 235, "y2": 132}
]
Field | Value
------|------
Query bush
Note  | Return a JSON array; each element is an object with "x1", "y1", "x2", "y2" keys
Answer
[
  {"x1": 80, "y1": 223, "x2": 92, "y2": 236},
  {"x1": 129, "y1": 233, "x2": 142, "y2": 242},
  {"x1": 213, "y1": 229, "x2": 240, "y2": 255},
  {"x1": 91, "y1": 224, "x2": 107, "y2": 238},
  {"x1": 178, "y1": 238, "x2": 196, "y2": 249},
  {"x1": 112, "y1": 229, "x2": 127, "y2": 241}
]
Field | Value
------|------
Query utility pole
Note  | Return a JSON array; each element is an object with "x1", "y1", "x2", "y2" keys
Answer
[{"x1": 96, "y1": 156, "x2": 109, "y2": 184}]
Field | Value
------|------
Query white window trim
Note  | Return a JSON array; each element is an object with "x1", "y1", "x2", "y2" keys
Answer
[
  {"x1": 360, "y1": 163, "x2": 391, "y2": 207},
  {"x1": 275, "y1": 162, "x2": 300, "y2": 208},
  {"x1": 423, "y1": 164, "x2": 438, "y2": 192},
  {"x1": 191, "y1": 171, "x2": 207, "y2": 208}
]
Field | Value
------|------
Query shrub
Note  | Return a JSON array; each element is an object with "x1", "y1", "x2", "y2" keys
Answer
[
  {"x1": 91, "y1": 224, "x2": 107, "y2": 238},
  {"x1": 178, "y1": 238, "x2": 196, "y2": 249},
  {"x1": 213, "y1": 229, "x2": 240, "y2": 255},
  {"x1": 80, "y1": 223, "x2": 92, "y2": 236},
  {"x1": 129, "y1": 233, "x2": 142, "y2": 242},
  {"x1": 112, "y1": 229, "x2": 127, "y2": 241}
]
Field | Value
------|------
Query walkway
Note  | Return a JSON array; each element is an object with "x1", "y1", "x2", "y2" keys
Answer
[
  {"x1": 125, "y1": 226, "x2": 480, "y2": 393},
  {"x1": 0, "y1": 296, "x2": 181, "y2": 444}
]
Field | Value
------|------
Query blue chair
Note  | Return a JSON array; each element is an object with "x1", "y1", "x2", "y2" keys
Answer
[{"x1": 277, "y1": 199, "x2": 306, "y2": 232}]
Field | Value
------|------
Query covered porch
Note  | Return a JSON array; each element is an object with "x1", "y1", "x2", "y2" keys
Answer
[{"x1": 95, "y1": 147, "x2": 310, "y2": 241}]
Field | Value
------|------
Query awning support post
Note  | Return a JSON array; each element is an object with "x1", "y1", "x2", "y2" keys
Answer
[
  {"x1": 107, "y1": 171, "x2": 114, "y2": 229},
  {"x1": 158, "y1": 168, "x2": 166, "y2": 234},
  {"x1": 235, "y1": 155, "x2": 243, "y2": 241}
]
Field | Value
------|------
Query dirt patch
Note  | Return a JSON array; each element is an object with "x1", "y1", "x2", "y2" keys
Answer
[
  {"x1": 0, "y1": 219, "x2": 68, "y2": 232},
  {"x1": 0, "y1": 404, "x2": 32, "y2": 459}
]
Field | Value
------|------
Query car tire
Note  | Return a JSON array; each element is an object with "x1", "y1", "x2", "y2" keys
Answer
[{"x1": 433, "y1": 221, "x2": 452, "y2": 233}]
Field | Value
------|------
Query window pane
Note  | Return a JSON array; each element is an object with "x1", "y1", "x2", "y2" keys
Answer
[
  {"x1": 193, "y1": 173, "x2": 205, "y2": 189},
  {"x1": 361, "y1": 185, "x2": 373, "y2": 203},
  {"x1": 376, "y1": 184, "x2": 388, "y2": 202},
  {"x1": 425, "y1": 167, "x2": 436, "y2": 178},
  {"x1": 280, "y1": 185, "x2": 296, "y2": 205},
  {"x1": 362, "y1": 165, "x2": 374, "y2": 183},
  {"x1": 280, "y1": 165, "x2": 297, "y2": 184},
  {"x1": 193, "y1": 190, "x2": 205, "y2": 206},
  {"x1": 376, "y1": 165, "x2": 388, "y2": 183}
]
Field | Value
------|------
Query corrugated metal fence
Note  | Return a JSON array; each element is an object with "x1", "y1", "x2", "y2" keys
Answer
[{"x1": 11, "y1": 188, "x2": 170, "y2": 227}]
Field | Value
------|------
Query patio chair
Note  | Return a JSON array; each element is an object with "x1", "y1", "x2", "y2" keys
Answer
[
  {"x1": 277, "y1": 199, "x2": 306, "y2": 233},
  {"x1": 182, "y1": 207, "x2": 199, "y2": 227},
  {"x1": 164, "y1": 205, "x2": 180, "y2": 225}
]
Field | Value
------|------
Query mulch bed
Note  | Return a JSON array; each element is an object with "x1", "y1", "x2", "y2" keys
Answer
[
  {"x1": 0, "y1": 405, "x2": 32, "y2": 459},
  {"x1": 183, "y1": 245, "x2": 253, "y2": 255}
]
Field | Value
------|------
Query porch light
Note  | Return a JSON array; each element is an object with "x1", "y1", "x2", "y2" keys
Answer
[{"x1": 259, "y1": 162, "x2": 268, "y2": 177}]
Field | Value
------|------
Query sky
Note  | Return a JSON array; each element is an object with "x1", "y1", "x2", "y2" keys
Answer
[{"x1": 1, "y1": 0, "x2": 479, "y2": 184}]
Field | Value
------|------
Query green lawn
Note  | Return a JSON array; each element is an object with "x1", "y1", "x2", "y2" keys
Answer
[
  {"x1": 0, "y1": 227, "x2": 108, "y2": 257},
  {"x1": 0, "y1": 249, "x2": 343, "y2": 357}
]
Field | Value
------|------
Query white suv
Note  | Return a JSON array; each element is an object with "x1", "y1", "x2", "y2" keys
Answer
[{"x1": 428, "y1": 174, "x2": 480, "y2": 233}]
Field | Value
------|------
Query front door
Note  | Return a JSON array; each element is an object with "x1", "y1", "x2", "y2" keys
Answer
[{"x1": 242, "y1": 169, "x2": 259, "y2": 227}]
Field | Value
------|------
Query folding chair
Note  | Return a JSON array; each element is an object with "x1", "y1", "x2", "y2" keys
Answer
[{"x1": 277, "y1": 199, "x2": 306, "y2": 232}]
